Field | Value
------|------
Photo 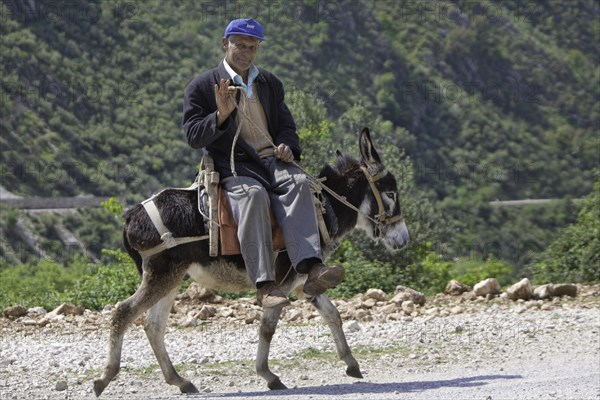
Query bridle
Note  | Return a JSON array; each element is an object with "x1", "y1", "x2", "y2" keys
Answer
[
  {"x1": 359, "y1": 166, "x2": 403, "y2": 236},
  {"x1": 307, "y1": 165, "x2": 403, "y2": 239}
]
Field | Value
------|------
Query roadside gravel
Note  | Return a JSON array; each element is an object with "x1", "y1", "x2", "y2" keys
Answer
[{"x1": 1, "y1": 287, "x2": 599, "y2": 400}]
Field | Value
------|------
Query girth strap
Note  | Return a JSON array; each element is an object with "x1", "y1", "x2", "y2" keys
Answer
[{"x1": 139, "y1": 196, "x2": 208, "y2": 259}]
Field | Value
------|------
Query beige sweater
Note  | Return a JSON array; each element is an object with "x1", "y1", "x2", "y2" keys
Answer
[{"x1": 236, "y1": 87, "x2": 274, "y2": 158}]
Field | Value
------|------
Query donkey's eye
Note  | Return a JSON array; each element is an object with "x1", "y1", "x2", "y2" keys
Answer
[{"x1": 384, "y1": 192, "x2": 397, "y2": 202}]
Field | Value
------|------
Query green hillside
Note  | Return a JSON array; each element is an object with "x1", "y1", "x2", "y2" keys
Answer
[{"x1": 1, "y1": 0, "x2": 598, "y2": 288}]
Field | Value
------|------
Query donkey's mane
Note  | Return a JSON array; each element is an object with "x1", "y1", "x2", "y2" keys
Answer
[{"x1": 332, "y1": 153, "x2": 361, "y2": 175}]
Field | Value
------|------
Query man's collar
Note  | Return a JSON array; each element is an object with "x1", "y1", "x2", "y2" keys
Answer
[
  {"x1": 223, "y1": 58, "x2": 259, "y2": 84},
  {"x1": 223, "y1": 59, "x2": 260, "y2": 97}
]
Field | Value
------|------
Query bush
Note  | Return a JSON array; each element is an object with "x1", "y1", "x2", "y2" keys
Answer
[
  {"x1": 326, "y1": 240, "x2": 398, "y2": 298},
  {"x1": 399, "y1": 242, "x2": 514, "y2": 295},
  {"x1": 408, "y1": 242, "x2": 453, "y2": 295},
  {"x1": 0, "y1": 250, "x2": 140, "y2": 311},
  {"x1": 64, "y1": 249, "x2": 140, "y2": 310},
  {"x1": 533, "y1": 181, "x2": 600, "y2": 284},
  {"x1": 0, "y1": 260, "x2": 76, "y2": 311},
  {"x1": 448, "y1": 256, "x2": 514, "y2": 287}
]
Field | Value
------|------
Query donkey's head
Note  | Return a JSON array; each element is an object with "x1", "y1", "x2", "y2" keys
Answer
[{"x1": 356, "y1": 127, "x2": 409, "y2": 251}]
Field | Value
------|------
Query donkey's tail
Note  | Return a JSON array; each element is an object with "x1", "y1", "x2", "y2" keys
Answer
[{"x1": 123, "y1": 227, "x2": 143, "y2": 276}]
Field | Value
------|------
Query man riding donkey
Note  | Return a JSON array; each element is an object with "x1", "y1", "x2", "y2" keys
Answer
[{"x1": 182, "y1": 18, "x2": 345, "y2": 308}]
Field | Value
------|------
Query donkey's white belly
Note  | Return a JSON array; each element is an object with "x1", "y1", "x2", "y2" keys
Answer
[{"x1": 186, "y1": 261, "x2": 254, "y2": 293}]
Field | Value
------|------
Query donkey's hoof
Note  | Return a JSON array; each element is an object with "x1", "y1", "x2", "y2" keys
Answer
[
  {"x1": 346, "y1": 365, "x2": 363, "y2": 379},
  {"x1": 179, "y1": 381, "x2": 199, "y2": 394},
  {"x1": 93, "y1": 380, "x2": 107, "y2": 397},
  {"x1": 268, "y1": 378, "x2": 288, "y2": 390}
]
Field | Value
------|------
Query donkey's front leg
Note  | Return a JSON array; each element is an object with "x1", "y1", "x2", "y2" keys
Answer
[
  {"x1": 312, "y1": 294, "x2": 363, "y2": 378},
  {"x1": 144, "y1": 287, "x2": 199, "y2": 394},
  {"x1": 256, "y1": 305, "x2": 287, "y2": 390}
]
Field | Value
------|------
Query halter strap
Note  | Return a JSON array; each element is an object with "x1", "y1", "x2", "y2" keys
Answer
[{"x1": 360, "y1": 166, "x2": 402, "y2": 227}]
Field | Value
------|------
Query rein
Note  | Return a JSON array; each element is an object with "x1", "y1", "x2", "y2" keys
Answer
[{"x1": 229, "y1": 90, "x2": 402, "y2": 235}]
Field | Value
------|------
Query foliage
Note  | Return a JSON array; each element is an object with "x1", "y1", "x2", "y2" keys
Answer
[
  {"x1": 66, "y1": 249, "x2": 140, "y2": 310},
  {"x1": 0, "y1": 259, "x2": 80, "y2": 311},
  {"x1": 533, "y1": 179, "x2": 600, "y2": 284},
  {"x1": 0, "y1": 250, "x2": 139, "y2": 311},
  {"x1": 398, "y1": 242, "x2": 512, "y2": 295},
  {"x1": 327, "y1": 240, "x2": 514, "y2": 297},
  {"x1": 448, "y1": 256, "x2": 514, "y2": 288},
  {"x1": 327, "y1": 240, "x2": 398, "y2": 298},
  {"x1": 101, "y1": 197, "x2": 125, "y2": 219}
]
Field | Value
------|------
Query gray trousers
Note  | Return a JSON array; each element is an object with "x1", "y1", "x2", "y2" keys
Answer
[{"x1": 221, "y1": 157, "x2": 321, "y2": 286}]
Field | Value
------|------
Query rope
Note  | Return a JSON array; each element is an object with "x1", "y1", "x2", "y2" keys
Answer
[{"x1": 229, "y1": 91, "x2": 246, "y2": 177}]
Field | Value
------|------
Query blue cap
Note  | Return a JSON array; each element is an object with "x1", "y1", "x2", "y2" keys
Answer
[{"x1": 224, "y1": 18, "x2": 265, "y2": 41}]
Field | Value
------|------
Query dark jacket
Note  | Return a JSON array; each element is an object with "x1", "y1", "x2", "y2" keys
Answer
[{"x1": 182, "y1": 61, "x2": 300, "y2": 187}]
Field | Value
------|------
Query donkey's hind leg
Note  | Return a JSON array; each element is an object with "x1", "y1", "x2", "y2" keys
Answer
[
  {"x1": 256, "y1": 305, "x2": 288, "y2": 390},
  {"x1": 93, "y1": 262, "x2": 182, "y2": 397},
  {"x1": 311, "y1": 294, "x2": 363, "y2": 378},
  {"x1": 144, "y1": 287, "x2": 198, "y2": 394}
]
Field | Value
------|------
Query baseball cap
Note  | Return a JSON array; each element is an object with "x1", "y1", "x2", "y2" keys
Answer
[{"x1": 224, "y1": 18, "x2": 265, "y2": 41}]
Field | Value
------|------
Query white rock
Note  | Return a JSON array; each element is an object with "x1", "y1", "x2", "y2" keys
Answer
[
  {"x1": 27, "y1": 307, "x2": 47, "y2": 316},
  {"x1": 380, "y1": 303, "x2": 398, "y2": 313},
  {"x1": 364, "y1": 288, "x2": 388, "y2": 302},
  {"x1": 401, "y1": 300, "x2": 415, "y2": 313},
  {"x1": 286, "y1": 309, "x2": 304, "y2": 322},
  {"x1": 424, "y1": 307, "x2": 439, "y2": 316},
  {"x1": 473, "y1": 278, "x2": 501, "y2": 297},
  {"x1": 50, "y1": 303, "x2": 84, "y2": 316},
  {"x1": 362, "y1": 298, "x2": 377, "y2": 308},
  {"x1": 181, "y1": 317, "x2": 198, "y2": 327},
  {"x1": 0, "y1": 358, "x2": 16, "y2": 367},
  {"x1": 185, "y1": 283, "x2": 215, "y2": 301},
  {"x1": 343, "y1": 320, "x2": 361, "y2": 332},
  {"x1": 506, "y1": 278, "x2": 533, "y2": 301},
  {"x1": 244, "y1": 311, "x2": 260, "y2": 324},
  {"x1": 392, "y1": 286, "x2": 426, "y2": 306},
  {"x1": 450, "y1": 306, "x2": 465, "y2": 315},
  {"x1": 445, "y1": 280, "x2": 471, "y2": 295},
  {"x1": 197, "y1": 305, "x2": 217, "y2": 320},
  {"x1": 534, "y1": 284, "x2": 553, "y2": 299},
  {"x1": 21, "y1": 318, "x2": 38, "y2": 326}
]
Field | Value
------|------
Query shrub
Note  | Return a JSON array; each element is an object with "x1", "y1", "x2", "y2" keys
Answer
[
  {"x1": 0, "y1": 259, "x2": 80, "y2": 310},
  {"x1": 327, "y1": 240, "x2": 398, "y2": 298},
  {"x1": 0, "y1": 250, "x2": 140, "y2": 311},
  {"x1": 448, "y1": 256, "x2": 514, "y2": 287},
  {"x1": 65, "y1": 249, "x2": 140, "y2": 310},
  {"x1": 533, "y1": 181, "x2": 600, "y2": 284}
]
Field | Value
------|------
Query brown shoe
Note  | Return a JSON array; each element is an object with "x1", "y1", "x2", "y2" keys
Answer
[
  {"x1": 303, "y1": 263, "x2": 345, "y2": 297},
  {"x1": 257, "y1": 282, "x2": 290, "y2": 308}
]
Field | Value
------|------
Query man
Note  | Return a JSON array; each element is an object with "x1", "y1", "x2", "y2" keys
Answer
[{"x1": 182, "y1": 18, "x2": 344, "y2": 308}]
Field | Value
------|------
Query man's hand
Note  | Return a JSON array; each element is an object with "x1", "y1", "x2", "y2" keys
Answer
[
  {"x1": 274, "y1": 143, "x2": 294, "y2": 163},
  {"x1": 215, "y1": 79, "x2": 238, "y2": 127}
]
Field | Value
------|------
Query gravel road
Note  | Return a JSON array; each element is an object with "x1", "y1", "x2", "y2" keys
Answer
[{"x1": 1, "y1": 288, "x2": 599, "y2": 400}]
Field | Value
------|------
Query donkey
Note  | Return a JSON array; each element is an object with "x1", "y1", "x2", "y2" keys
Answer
[{"x1": 93, "y1": 128, "x2": 409, "y2": 396}]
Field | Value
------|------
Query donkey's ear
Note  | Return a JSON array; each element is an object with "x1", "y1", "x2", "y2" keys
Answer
[
  {"x1": 359, "y1": 127, "x2": 383, "y2": 171},
  {"x1": 336, "y1": 150, "x2": 343, "y2": 158}
]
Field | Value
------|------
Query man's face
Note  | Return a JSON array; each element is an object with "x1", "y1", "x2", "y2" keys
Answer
[{"x1": 223, "y1": 34, "x2": 260, "y2": 75}]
